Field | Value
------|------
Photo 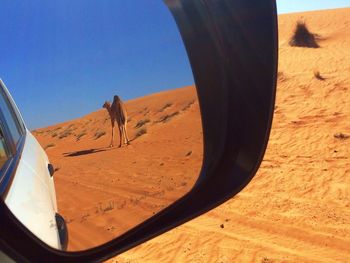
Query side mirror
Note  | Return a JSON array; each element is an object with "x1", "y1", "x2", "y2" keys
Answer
[{"x1": 0, "y1": 0, "x2": 277, "y2": 261}]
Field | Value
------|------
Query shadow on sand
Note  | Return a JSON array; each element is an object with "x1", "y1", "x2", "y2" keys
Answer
[{"x1": 63, "y1": 147, "x2": 112, "y2": 157}]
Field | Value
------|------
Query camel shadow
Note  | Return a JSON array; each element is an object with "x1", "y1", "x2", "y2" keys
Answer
[{"x1": 63, "y1": 147, "x2": 112, "y2": 157}]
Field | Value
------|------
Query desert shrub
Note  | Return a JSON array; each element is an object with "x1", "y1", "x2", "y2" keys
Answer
[
  {"x1": 159, "y1": 103, "x2": 173, "y2": 112},
  {"x1": 181, "y1": 100, "x2": 195, "y2": 111},
  {"x1": 135, "y1": 118, "x2": 150, "y2": 128},
  {"x1": 334, "y1": 133, "x2": 350, "y2": 140},
  {"x1": 52, "y1": 132, "x2": 58, "y2": 138},
  {"x1": 277, "y1": 71, "x2": 287, "y2": 82},
  {"x1": 157, "y1": 111, "x2": 179, "y2": 123},
  {"x1": 313, "y1": 70, "x2": 325, "y2": 81},
  {"x1": 76, "y1": 131, "x2": 87, "y2": 141},
  {"x1": 32, "y1": 130, "x2": 45, "y2": 135},
  {"x1": 261, "y1": 257, "x2": 274, "y2": 263},
  {"x1": 139, "y1": 107, "x2": 148, "y2": 114},
  {"x1": 58, "y1": 129, "x2": 73, "y2": 139},
  {"x1": 94, "y1": 131, "x2": 106, "y2": 140},
  {"x1": 135, "y1": 127, "x2": 147, "y2": 138},
  {"x1": 44, "y1": 143, "x2": 55, "y2": 150},
  {"x1": 289, "y1": 21, "x2": 319, "y2": 48}
]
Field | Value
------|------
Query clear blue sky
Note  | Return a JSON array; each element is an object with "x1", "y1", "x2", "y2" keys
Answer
[
  {"x1": 1, "y1": 1, "x2": 349, "y2": 129},
  {"x1": 0, "y1": 1, "x2": 193, "y2": 129},
  {"x1": 277, "y1": 0, "x2": 350, "y2": 13}
]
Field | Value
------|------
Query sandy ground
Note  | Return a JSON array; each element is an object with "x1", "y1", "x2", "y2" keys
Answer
[
  {"x1": 106, "y1": 8, "x2": 349, "y2": 263},
  {"x1": 34, "y1": 7, "x2": 350, "y2": 262},
  {"x1": 33, "y1": 86, "x2": 203, "y2": 250}
]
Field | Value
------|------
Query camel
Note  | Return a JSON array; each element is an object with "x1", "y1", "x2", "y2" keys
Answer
[{"x1": 103, "y1": 95, "x2": 130, "y2": 148}]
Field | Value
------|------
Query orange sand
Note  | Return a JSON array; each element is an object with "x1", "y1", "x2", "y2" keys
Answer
[
  {"x1": 34, "y1": 7, "x2": 350, "y2": 262},
  {"x1": 107, "y1": 8, "x2": 349, "y2": 263},
  {"x1": 33, "y1": 86, "x2": 203, "y2": 251}
]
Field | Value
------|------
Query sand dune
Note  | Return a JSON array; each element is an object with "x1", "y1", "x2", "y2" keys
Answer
[
  {"x1": 103, "y1": 8, "x2": 349, "y2": 263},
  {"x1": 33, "y1": 86, "x2": 203, "y2": 250}
]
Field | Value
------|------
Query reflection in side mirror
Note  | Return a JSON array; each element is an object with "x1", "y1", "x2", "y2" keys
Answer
[
  {"x1": 1, "y1": 2, "x2": 203, "y2": 251},
  {"x1": 34, "y1": 85, "x2": 202, "y2": 251}
]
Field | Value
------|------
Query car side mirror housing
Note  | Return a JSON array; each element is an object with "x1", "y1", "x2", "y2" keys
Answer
[{"x1": 0, "y1": 0, "x2": 277, "y2": 261}]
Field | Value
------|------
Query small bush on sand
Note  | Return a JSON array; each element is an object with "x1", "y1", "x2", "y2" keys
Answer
[
  {"x1": 157, "y1": 111, "x2": 179, "y2": 123},
  {"x1": 94, "y1": 131, "x2": 106, "y2": 140},
  {"x1": 261, "y1": 257, "x2": 274, "y2": 263},
  {"x1": 135, "y1": 118, "x2": 150, "y2": 128},
  {"x1": 135, "y1": 127, "x2": 147, "y2": 138},
  {"x1": 313, "y1": 70, "x2": 326, "y2": 81},
  {"x1": 289, "y1": 21, "x2": 319, "y2": 48},
  {"x1": 32, "y1": 130, "x2": 44, "y2": 135},
  {"x1": 181, "y1": 100, "x2": 195, "y2": 111},
  {"x1": 159, "y1": 103, "x2": 173, "y2": 112},
  {"x1": 334, "y1": 133, "x2": 350, "y2": 140},
  {"x1": 58, "y1": 130, "x2": 73, "y2": 139},
  {"x1": 44, "y1": 143, "x2": 55, "y2": 150},
  {"x1": 76, "y1": 132, "x2": 87, "y2": 141},
  {"x1": 277, "y1": 71, "x2": 287, "y2": 82}
]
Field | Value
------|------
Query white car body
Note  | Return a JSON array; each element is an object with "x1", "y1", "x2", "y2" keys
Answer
[
  {"x1": 4, "y1": 132, "x2": 60, "y2": 248},
  {"x1": 0, "y1": 80, "x2": 66, "y2": 250}
]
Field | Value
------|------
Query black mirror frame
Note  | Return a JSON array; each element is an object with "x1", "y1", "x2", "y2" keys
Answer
[{"x1": 0, "y1": 0, "x2": 278, "y2": 262}]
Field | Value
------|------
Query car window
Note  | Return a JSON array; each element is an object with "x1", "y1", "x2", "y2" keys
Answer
[
  {"x1": 0, "y1": 89, "x2": 22, "y2": 146},
  {"x1": 0, "y1": 128, "x2": 10, "y2": 169}
]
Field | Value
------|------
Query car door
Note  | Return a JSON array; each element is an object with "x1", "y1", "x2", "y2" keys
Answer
[{"x1": 0, "y1": 80, "x2": 61, "y2": 249}]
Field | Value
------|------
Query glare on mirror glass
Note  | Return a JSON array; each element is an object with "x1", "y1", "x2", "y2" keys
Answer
[{"x1": 1, "y1": 2, "x2": 203, "y2": 251}]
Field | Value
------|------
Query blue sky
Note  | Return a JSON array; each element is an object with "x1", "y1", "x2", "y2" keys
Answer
[
  {"x1": 0, "y1": 1, "x2": 193, "y2": 129},
  {"x1": 1, "y1": 1, "x2": 349, "y2": 129},
  {"x1": 277, "y1": 0, "x2": 350, "y2": 13}
]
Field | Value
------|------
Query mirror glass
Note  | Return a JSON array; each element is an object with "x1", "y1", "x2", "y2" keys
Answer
[{"x1": 0, "y1": 2, "x2": 203, "y2": 251}]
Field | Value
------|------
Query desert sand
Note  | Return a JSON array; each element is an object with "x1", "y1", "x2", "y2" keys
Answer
[
  {"x1": 33, "y1": 86, "x2": 203, "y2": 250},
  {"x1": 34, "y1": 7, "x2": 350, "y2": 262}
]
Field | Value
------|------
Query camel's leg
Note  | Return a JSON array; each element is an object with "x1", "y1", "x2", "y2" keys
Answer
[
  {"x1": 110, "y1": 121, "x2": 114, "y2": 147},
  {"x1": 122, "y1": 125, "x2": 127, "y2": 145},
  {"x1": 118, "y1": 125, "x2": 122, "y2": 148},
  {"x1": 123, "y1": 124, "x2": 130, "y2": 145}
]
